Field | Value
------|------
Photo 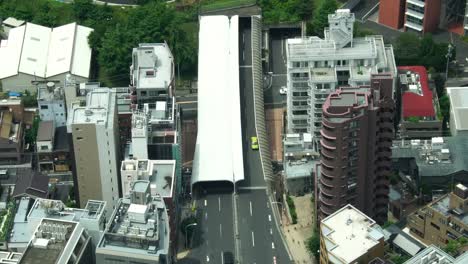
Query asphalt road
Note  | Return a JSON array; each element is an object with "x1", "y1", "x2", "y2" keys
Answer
[{"x1": 237, "y1": 17, "x2": 292, "y2": 264}]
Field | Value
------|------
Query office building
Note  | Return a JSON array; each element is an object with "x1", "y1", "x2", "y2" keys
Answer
[
  {"x1": 0, "y1": 22, "x2": 93, "y2": 93},
  {"x1": 67, "y1": 88, "x2": 120, "y2": 211},
  {"x1": 37, "y1": 83, "x2": 66, "y2": 127},
  {"x1": 283, "y1": 133, "x2": 319, "y2": 195},
  {"x1": 398, "y1": 66, "x2": 442, "y2": 138},
  {"x1": 447, "y1": 87, "x2": 468, "y2": 137},
  {"x1": 286, "y1": 9, "x2": 396, "y2": 143},
  {"x1": 130, "y1": 43, "x2": 174, "y2": 106},
  {"x1": 18, "y1": 218, "x2": 94, "y2": 264},
  {"x1": 96, "y1": 180, "x2": 171, "y2": 264},
  {"x1": 407, "y1": 184, "x2": 468, "y2": 247},
  {"x1": 318, "y1": 74, "x2": 394, "y2": 223},
  {"x1": 320, "y1": 204, "x2": 385, "y2": 264}
]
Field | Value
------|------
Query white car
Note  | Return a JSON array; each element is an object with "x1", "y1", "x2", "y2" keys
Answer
[{"x1": 279, "y1": 86, "x2": 287, "y2": 95}]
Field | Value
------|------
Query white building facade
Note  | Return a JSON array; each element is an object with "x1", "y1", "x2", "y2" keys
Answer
[{"x1": 286, "y1": 9, "x2": 397, "y2": 141}]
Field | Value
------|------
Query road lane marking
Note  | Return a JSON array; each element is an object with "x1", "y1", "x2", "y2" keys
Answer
[
  {"x1": 270, "y1": 228, "x2": 273, "y2": 235},
  {"x1": 272, "y1": 242, "x2": 275, "y2": 249},
  {"x1": 251, "y1": 231, "x2": 255, "y2": 247},
  {"x1": 218, "y1": 197, "x2": 221, "y2": 212},
  {"x1": 239, "y1": 65, "x2": 252, "y2": 68},
  {"x1": 249, "y1": 201, "x2": 253, "y2": 216},
  {"x1": 204, "y1": 200, "x2": 207, "y2": 207},
  {"x1": 219, "y1": 224, "x2": 222, "y2": 238},
  {"x1": 267, "y1": 202, "x2": 269, "y2": 208},
  {"x1": 205, "y1": 212, "x2": 208, "y2": 220},
  {"x1": 206, "y1": 255, "x2": 210, "y2": 262},
  {"x1": 242, "y1": 50, "x2": 245, "y2": 61},
  {"x1": 268, "y1": 214, "x2": 272, "y2": 222},
  {"x1": 243, "y1": 33, "x2": 245, "y2": 44},
  {"x1": 221, "y1": 252, "x2": 224, "y2": 264},
  {"x1": 238, "y1": 186, "x2": 266, "y2": 190}
]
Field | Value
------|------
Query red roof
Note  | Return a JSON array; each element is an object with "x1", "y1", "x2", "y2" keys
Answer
[{"x1": 398, "y1": 66, "x2": 435, "y2": 118}]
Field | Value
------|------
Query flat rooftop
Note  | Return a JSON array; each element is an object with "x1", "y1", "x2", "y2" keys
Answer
[
  {"x1": 97, "y1": 195, "x2": 169, "y2": 259},
  {"x1": 398, "y1": 66, "x2": 435, "y2": 118},
  {"x1": 20, "y1": 219, "x2": 78, "y2": 264},
  {"x1": 447, "y1": 87, "x2": 468, "y2": 131},
  {"x1": 321, "y1": 204, "x2": 384, "y2": 264},
  {"x1": 430, "y1": 194, "x2": 468, "y2": 225},
  {"x1": 132, "y1": 43, "x2": 173, "y2": 90},
  {"x1": 68, "y1": 88, "x2": 114, "y2": 127},
  {"x1": 37, "y1": 85, "x2": 64, "y2": 101},
  {"x1": 405, "y1": 245, "x2": 455, "y2": 264}
]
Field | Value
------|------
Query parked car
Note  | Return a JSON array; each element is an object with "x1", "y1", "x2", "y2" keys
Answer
[{"x1": 279, "y1": 86, "x2": 287, "y2": 95}]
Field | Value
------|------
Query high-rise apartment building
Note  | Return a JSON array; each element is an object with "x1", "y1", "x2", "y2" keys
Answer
[
  {"x1": 286, "y1": 9, "x2": 396, "y2": 143},
  {"x1": 67, "y1": 88, "x2": 120, "y2": 212},
  {"x1": 378, "y1": 0, "x2": 442, "y2": 33},
  {"x1": 318, "y1": 74, "x2": 394, "y2": 224}
]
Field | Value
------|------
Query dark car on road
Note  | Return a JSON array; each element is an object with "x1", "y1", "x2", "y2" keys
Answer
[{"x1": 222, "y1": 252, "x2": 234, "y2": 264}]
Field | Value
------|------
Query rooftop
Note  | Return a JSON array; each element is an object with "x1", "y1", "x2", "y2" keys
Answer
[
  {"x1": 131, "y1": 43, "x2": 174, "y2": 90},
  {"x1": 430, "y1": 194, "x2": 468, "y2": 226},
  {"x1": 20, "y1": 219, "x2": 80, "y2": 264},
  {"x1": 398, "y1": 66, "x2": 435, "y2": 118},
  {"x1": 321, "y1": 204, "x2": 384, "y2": 264},
  {"x1": 37, "y1": 84, "x2": 65, "y2": 102},
  {"x1": 284, "y1": 133, "x2": 319, "y2": 179},
  {"x1": 36, "y1": 121, "x2": 54, "y2": 142},
  {"x1": 11, "y1": 171, "x2": 48, "y2": 199},
  {"x1": 0, "y1": 111, "x2": 20, "y2": 142},
  {"x1": 2, "y1": 17, "x2": 25, "y2": 28},
  {"x1": 404, "y1": 245, "x2": 455, "y2": 264},
  {"x1": 0, "y1": 22, "x2": 93, "y2": 79},
  {"x1": 392, "y1": 136, "x2": 468, "y2": 177},
  {"x1": 121, "y1": 159, "x2": 175, "y2": 198},
  {"x1": 447, "y1": 87, "x2": 468, "y2": 131},
  {"x1": 67, "y1": 88, "x2": 115, "y2": 130},
  {"x1": 96, "y1": 183, "x2": 169, "y2": 260}
]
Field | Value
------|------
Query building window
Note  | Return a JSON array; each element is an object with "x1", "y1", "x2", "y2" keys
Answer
[
  {"x1": 140, "y1": 91, "x2": 147, "y2": 97},
  {"x1": 40, "y1": 145, "x2": 48, "y2": 150},
  {"x1": 76, "y1": 137, "x2": 83, "y2": 141},
  {"x1": 149, "y1": 90, "x2": 157, "y2": 97},
  {"x1": 40, "y1": 105, "x2": 48, "y2": 110}
]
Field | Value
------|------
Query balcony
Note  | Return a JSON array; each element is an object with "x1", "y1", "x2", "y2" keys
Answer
[
  {"x1": 319, "y1": 194, "x2": 335, "y2": 207},
  {"x1": 407, "y1": 0, "x2": 425, "y2": 8},
  {"x1": 320, "y1": 139, "x2": 336, "y2": 150},
  {"x1": 405, "y1": 9, "x2": 424, "y2": 20},
  {"x1": 320, "y1": 130, "x2": 336, "y2": 140},
  {"x1": 405, "y1": 21, "x2": 423, "y2": 32}
]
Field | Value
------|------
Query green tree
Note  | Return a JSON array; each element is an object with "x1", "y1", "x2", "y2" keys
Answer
[
  {"x1": 310, "y1": 0, "x2": 338, "y2": 37},
  {"x1": 307, "y1": 230, "x2": 320, "y2": 259},
  {"x1": 394, "y1": 33, "x2": 421, "y2": 66},
  {"x1": 439, "y1": 94, "x2": 450, "y2": 121}
]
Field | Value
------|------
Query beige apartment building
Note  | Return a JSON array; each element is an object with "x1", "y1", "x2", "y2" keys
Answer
[
  {"x1": 408, "y1": 184, "x2": 468, "y2": 247},
  {"x1": 67, "y1": 88, "x2": 120, "y2": 213}
]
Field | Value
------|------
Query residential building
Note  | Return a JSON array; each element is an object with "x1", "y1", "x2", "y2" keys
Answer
[
  {"x1": 19, "y1": 218, "x2": 94, "y2": 264},
  {"x1": 130, "y1": 43, "x2": 174, "y2": 106},
  {"x1": 392, "y1": 137, "x2": 468, "y2": 191},
  {"x1": 67, "y1": 88, "x2": 120, "y2": 211},
  {"x1": 388, "y1": 183, "x2": 419, "y2": 220},
  {"x1": 37, "y1": 83, "x2": 66, "y2": 127},
  {"x1": 36, "y1": 121, "x2": 72, "y2": 179},
  {"x1": 379, "y1": 0, "x2": 407, "y2": 30},
  {"x1": 405, "y1": 0, "x2": 442, "y2": 33},
  {"x1": 96, "y1": 180, "x2": 171, "y2": 264},
  {"x1": 407, "y1": 184, "x2": 468, "y2": 247},
  {"x1": 7, "y1": 197, "x2": 106, "y2": 253},
  {"x1": 398, "y1": 66, "x2": 442, "y2": 138},
  {"x1": 11, "y1": 170, "x2": 49, "y2": 200},
  {"x1": 383, "y1": 225, "x2": 426, "y2": 257},
  {"x1": 283, "y1": 133, "x2": 319, "y2": 195},
  {"x1": 0, "y1": 110, "x2": 23, "y2": 165},
  {"x1": 318, "y1": 74, "x2": 394, "y2": 224},
  {"x1": 320, "y1": 204, "x2": 385, "y2": 264},
  {"x1": 0, "y1": 22, "x2": 93, "y2": 93},
  {"x1": 404, "y1": 245, "x2": 455, "y2": 264},
  {"x1": 447, "y1": 87, "x2": 468, "y2": 137},
  {"x1": 286, "y1": 9, "x2": 396, "y2": 143},
  {"x1": 0, "y1": 97, "x2": 34, "y2": 125},
  {"x1": 0, "y1": 251, "x2": 21, "y2": 263}
]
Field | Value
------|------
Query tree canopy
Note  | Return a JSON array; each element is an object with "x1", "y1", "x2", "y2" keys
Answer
[
  {"x1": 260, "y1": 0, "x2": 315, "y2": 24},
  {"x1": 309, "y1": 0, "x2": 338, "y2": 36}
]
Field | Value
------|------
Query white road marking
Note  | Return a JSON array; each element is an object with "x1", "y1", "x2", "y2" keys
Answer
[
  {"x1": 242, "y1": 50, "x2": 245, "y2": 61},
  {"x1": 249, "y1": 201, "x2": 253, "y2": 216},
  {"x1": 251, "y1": 231, "x2": 255, "y2": 247},
  {"x1": 270, "y1": 228, "x2": 273, "y2": 235},
  {"x1": 205, "y1": 212, "x2": 208, "y2": 220},
  {"x1": 221, "y1": 252, "x2": 224, "y2": 264},
  {"x1": 239, "y1": 65, "x2": 252, "y2": 68},
  {"x1": 219, "y1": 224, "x2": 222, "y2": 237},
  {"x1": 238, "y1": 186, "x2": 266, "y2": 190},
  {"x1": 272, "y1": 242, "x2": 275, "y2": 249},
  {"x1": 267, "y1": 202, "x2": 270, "y2": 208},
  {"x1": 243, "y1": 33, "x2": 245, "y2": 43},
  {"x1": 268, "y1": 214, "x2": 272, "y2": 222},
  {"x1": 218, "y1": 197, "x2": 221, "y2": 212},
  {"x1": 206, "y1": 255, "x2": 210, "y2": 262},
  {"x1": 204, "y1": 200, "x2": 207, "y2": 207}
]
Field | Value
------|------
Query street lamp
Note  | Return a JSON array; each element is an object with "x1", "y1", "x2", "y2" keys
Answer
[
  {"x1": 445, "y1": 43, "x2": 454, "y2": 80},
  {"x1": 185, "y1": 223, "x2": 197, "y2": 248}
]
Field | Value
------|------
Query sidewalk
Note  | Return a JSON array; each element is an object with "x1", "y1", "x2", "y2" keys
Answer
[{"x1": 281, "y1": 194, "x2": 316, "y2": 264}]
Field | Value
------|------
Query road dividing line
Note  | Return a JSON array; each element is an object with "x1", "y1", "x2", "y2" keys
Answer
[
  {"x1": 204, "y1": 200, "x2": 207, "y2": 207},
  {"x1": 219, "y1": 224, "x2": 222, "y2": 238},
  {"x1": 251, "y1": 231, "x2": 255, "y2": 247},
  {"x1": 205, "y1": 212, "x2": 208, "y2": 220},
  {"x1": 249, "y1": 201, "x2": 253, "y2": 216},
  {"x1": 272, "y1": 242, "x2": 275, "y2": 249},
  {"x1": 218, "y1": 197, "x2": 221, "y2": 212},
  {"x1": 268, "y1": 214, "x2": 272, "y2": 222},
  {"x1": 270, "y1": 228, "x2": 273, "y2": 235}
]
